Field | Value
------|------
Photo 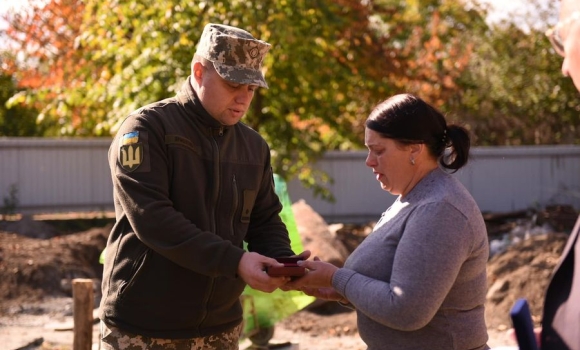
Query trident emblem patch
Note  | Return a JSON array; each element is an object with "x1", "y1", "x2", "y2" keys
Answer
[{"x1": 120, "y1": 131, "x2": 143, "y2": 172}]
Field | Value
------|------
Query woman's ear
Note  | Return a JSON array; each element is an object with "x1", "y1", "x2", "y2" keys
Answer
[{"x1": 409, "y1": 143, "x2": 423, "y2": 160}]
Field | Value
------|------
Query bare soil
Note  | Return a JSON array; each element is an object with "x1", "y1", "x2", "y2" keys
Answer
[{"x1": 0, "y1": 205, "x2": 577, "y2": 350}]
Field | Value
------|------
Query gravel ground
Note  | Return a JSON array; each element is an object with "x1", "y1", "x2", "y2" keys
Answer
[{"x1": 0, "y1": 297, "x2": 516, "y2": 350}]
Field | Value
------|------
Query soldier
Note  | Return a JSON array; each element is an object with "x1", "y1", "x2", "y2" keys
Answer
[{"x1": 99, "y1": 23, "x2": 309, "y2": 350}]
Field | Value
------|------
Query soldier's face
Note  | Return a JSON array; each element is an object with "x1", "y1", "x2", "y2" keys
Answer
[{"x1": 195, "y1": 62, "x2": 257, "y2": 126}]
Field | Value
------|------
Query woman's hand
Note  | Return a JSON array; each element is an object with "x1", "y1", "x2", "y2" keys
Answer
[
  {"x1": 279, "y1": 256, "x2": 349, "y2": 304},
  {"x1": 291, "y1": 250, "x2": 312, "y2": 261},
  {"x1": 282, "y1": 256, "x2": 339, "y2": 290}
]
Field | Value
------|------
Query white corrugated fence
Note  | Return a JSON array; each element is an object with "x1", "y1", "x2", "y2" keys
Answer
[{"x1": 1, "y1": 138, "x2": 579, "y2": 223}]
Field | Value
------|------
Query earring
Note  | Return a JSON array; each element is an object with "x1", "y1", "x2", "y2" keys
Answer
[{"x1": 410, "y1": 158, "x2": 415, "y2": 165}]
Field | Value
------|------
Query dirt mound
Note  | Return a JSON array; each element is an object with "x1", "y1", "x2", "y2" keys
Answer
[
  {"x1": 278, "y1": 302, "x2": 359, "y2": 337},
  {"x1": 0, "y1": 224, "x2": 109, "y2": 312},
  {"x1": 485, "y1": 232, "x2": 568, "y2": 330},
  {"x1": 293, "y1": 200, "x2": 351, "y2": 266}
]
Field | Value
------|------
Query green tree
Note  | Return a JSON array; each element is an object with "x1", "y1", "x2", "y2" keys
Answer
[
  {"x1": 449, "y1": 0, "x2": 580, "y2": 145},
  {"x1": 0, "y1": 69, "x2": 44, "y2": 136},
  {"x1": 1, "y1": 0, "x2": 486, "y2": 197}
]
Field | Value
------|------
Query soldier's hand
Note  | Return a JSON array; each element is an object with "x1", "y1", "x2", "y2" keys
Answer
[{"x1": 237, "y1": 252, "x2": 289, "y2": 293}]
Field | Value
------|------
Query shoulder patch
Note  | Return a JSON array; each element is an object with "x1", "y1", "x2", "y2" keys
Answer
[{"x1": 119, "y1": 131, "x2": 143, "y2": 172}]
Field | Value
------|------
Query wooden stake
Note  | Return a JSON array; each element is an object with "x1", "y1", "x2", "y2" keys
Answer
[{"x1": 72, "y1": 278, "x2": 94, "y2": 350}]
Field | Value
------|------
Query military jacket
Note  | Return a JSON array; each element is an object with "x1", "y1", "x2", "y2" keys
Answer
[{"x1": 99, "y1": 77, "x2": 293, "y2": 338}]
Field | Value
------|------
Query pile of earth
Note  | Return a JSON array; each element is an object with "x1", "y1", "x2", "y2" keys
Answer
[
  {"x1": 0, "y1": 202, "x2": 577, "y2": 349},
  {"x1": 0, "y1": 216, "x2": 110, "y2": 308}
]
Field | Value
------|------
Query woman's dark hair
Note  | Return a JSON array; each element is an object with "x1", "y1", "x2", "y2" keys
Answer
[{"x1": 365, "y1": 93, "x2": 470, "y2": 172}]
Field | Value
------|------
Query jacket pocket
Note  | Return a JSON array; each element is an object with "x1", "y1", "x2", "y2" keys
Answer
[
  {"x1": 240, "y1": 189, "x2": 257, "y2": 224},
  {"x1": 118, "y1": 248, "x2": 148, "y2": 300}
]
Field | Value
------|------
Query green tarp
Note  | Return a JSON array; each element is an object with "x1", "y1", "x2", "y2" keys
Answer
[{"x1": 241, "y1": 174, "x2": 315, "y2": 338}]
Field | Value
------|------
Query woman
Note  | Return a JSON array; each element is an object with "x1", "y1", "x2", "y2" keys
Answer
[{"x1": 285, "y1": 94, "x2": 489, "y2": 349}]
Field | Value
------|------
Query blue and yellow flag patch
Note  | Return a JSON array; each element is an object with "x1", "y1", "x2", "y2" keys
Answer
[
  {"x1": 119, "y1": 131, "x2": 143, "y2": 172},
  {"x1": 122, "y1": 131, "x2": 139, "y2": 145}
]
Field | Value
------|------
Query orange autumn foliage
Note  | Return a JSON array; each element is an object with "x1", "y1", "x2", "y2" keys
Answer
[
  {"x1": 3, "y1": 0, "x2": 89, "y2": 129},
  {"x1": 4, "y1": 0, "x2": 86, "y2": 89}
]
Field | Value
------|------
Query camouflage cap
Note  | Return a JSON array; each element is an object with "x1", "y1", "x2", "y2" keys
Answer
[{"x1": 196, "y1": 23, "x2": 271, "y2": 89}]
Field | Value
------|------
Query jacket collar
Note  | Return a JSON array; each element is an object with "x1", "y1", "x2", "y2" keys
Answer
[{"x1": 177, "y1": 76, "x2": 231, "y2": 135}]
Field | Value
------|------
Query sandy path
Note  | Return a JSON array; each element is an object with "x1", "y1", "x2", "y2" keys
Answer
[{"x1": 1, "y1": 303, "x2": 517, "y2": 350}]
